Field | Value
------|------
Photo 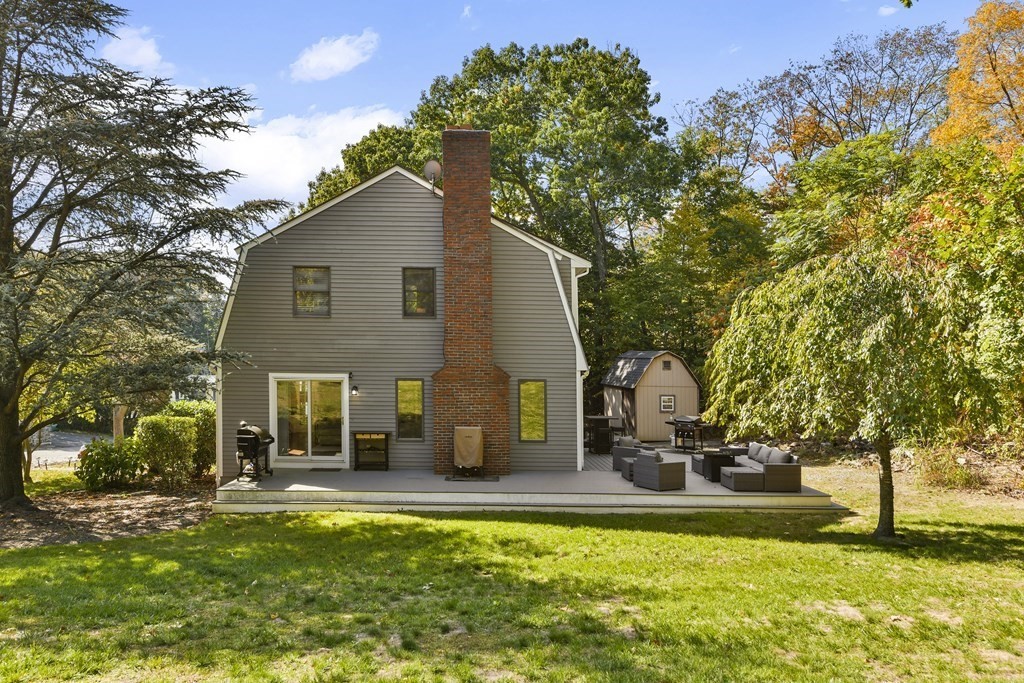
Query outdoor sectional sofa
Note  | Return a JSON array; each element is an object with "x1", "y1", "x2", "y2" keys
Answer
[{"x1": 719, "y1": 442, "x2": 801, "y2": 492}]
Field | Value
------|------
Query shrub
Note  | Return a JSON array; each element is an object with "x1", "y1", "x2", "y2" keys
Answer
[
  {"x1": 160, "y1": 400, "x2": 216, "y2": 477},
  {"x1": 75, "y1": 438, "x2": 142, "y2": 490},
  {"x1": 916, "y1": 445, "x2": 988, "y2": 490},
  {"x1": 135, "y1": 416, "x2": 198, "y2": 491}
]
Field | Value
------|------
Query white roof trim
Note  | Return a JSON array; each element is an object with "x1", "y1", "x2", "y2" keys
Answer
[
  {"x1": 215, "y1": 244, "x2": 247, "y2": 351},
  {"x1": 547, "y1": 250, "x2": 589, "y2": 372}
]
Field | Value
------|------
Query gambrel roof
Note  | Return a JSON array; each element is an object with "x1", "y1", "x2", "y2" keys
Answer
[
  {"x1": 216, "y1": 166, "x2": 591, "y2": 372},
  {"x1": 601, "y1": 350, "x2": 702, "y2": 389}
]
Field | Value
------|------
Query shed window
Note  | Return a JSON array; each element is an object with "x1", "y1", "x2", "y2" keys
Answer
[
  {"x1": 294, "y1": 266, "x2": 330, "y2": 317},
  {"x1": 662, "y1": 359, "x2": 672, "y2": 371},
  {"x1": 403, "y1": 268, "x2": 435, "y2": 317},
  {"x1": 396, "y1": 379, "x2": 424, "y2": 440},
  {"x1": 660, "y1": 395, "x2": 675, "y2": 413},
  {"x1": 519, "y1": 380, "x2": 547, "y2": 442}
]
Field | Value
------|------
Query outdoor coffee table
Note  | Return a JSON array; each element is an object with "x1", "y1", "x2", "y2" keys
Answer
[{"x1": 701, "y1": 452, "x2": 738, "y2": 483}]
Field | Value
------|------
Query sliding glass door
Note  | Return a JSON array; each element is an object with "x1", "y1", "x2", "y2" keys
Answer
[{"x1": 270, "y1": 374, "x2": 348, "y2": 466}]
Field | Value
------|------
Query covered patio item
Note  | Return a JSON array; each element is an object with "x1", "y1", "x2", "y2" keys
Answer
[{"x1": 454, "y1": 426, "x2": 484, "y2": 478}]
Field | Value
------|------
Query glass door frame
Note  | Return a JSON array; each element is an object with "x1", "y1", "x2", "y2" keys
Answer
[{"x1": 267, "y1": 373, "x2": 350, "y2": 468}]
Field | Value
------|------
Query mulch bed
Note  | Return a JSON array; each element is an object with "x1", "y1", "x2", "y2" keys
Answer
[{"x1": 1, "y1": 485, "x2": 215, "y2": 551}]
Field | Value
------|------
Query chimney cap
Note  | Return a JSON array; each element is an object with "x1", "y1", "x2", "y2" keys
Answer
[{"x1": 445, "y1": 124, "x2": 475, "y2": 131}]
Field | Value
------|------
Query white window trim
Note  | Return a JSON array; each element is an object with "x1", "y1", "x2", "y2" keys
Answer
[
  {"x1": 268, "y1": 373, "x2": 350, "y2": 468},
  {"x1": 660, "y1": 395, "x2": 676, "y2": 413}
]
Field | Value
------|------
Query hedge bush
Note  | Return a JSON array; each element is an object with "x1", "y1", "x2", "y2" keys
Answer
[
  {"x1": 135, "y1": 416, "x2": 197, "y2": 491},
  {"x1": 160, "y1": 400, "x2": 216, "y2": 477},
  {"x1": 75, "y1": 438, "x2": 142, "y2": 490}
]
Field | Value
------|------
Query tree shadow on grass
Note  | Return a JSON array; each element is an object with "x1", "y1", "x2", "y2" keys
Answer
[
  {"x1": 0, "y1": 513, "x2": 771, "y2": 682},
  {"x1": 399, "y1": 510, "x2": 1024, "y2": 566}
]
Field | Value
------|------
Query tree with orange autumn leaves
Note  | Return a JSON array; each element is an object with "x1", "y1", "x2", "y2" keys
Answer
[{"x1": 934, "y1": 1, "x2": 1024, "y2": 157}]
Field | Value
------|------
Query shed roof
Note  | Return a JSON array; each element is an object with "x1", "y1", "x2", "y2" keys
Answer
[{"x1": 600, "y1": 350, "x2": 701, "y2": 389}]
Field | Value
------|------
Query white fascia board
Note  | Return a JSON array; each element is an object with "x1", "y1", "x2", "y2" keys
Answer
[
  {"x1": 215, "y1": 245, "x2": 248, "y2": 351},
  {"x1": 547, "y1": 251, "x2": 589, "y2": 372}
]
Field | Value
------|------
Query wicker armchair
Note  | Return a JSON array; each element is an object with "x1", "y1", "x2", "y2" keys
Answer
[{"x1": 632, "y1": 452, "x2": 685, "y2": 491}]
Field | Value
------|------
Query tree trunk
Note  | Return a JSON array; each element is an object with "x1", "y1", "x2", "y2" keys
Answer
[
  {"x1": 586, "y1": 196, "x2": 608, "y2": 287},
  {"x1": 0, "y1": 404, "x2": 29, "y2": 507},
  {"x1": 22, "y1": 443, "x2": 33, "y2": 484},
  {"x1": 113, "y1": 404, "x2": 128, "y2": 441},
  {"x1": 873, "y1": 433, "x2": 896, "y2": 539}
]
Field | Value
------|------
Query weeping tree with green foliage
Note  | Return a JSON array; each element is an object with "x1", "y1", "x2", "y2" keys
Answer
[
  {"x1": 705, "y1": 134, "x2": 1001, "y2": 538},
  {"x1": 0, "y1": 1, "x2": 284, "y2": 506},
  {"x1": 707, "y1": 249, "x2": 990, "y2": 538}
]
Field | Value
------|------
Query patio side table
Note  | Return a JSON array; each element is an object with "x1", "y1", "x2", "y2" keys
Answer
[
  {"x1": 701, "y1": 452, "x2": 737, "y2": 483},
  {"x1": 620, "y1": 457, "x2": 636, "y2": 482}
]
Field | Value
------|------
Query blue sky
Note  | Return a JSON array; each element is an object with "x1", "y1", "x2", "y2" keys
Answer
[{"x1": 103, "y1": 0, "x2": 981, "y2": 208}]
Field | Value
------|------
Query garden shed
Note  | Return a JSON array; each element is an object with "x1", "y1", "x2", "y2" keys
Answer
[{"x1": 601, "y1": 350, "x2": 701, "y2": 442}]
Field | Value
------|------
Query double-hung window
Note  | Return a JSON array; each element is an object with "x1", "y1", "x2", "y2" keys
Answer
[
  {"x1": 294, "y1": 266, "x2": 330, "y2": 316},
  {"x1": 403, "y1": 268, "x2": 435, "y2": 317}
]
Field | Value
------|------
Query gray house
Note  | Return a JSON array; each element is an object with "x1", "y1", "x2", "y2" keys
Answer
[{"x1": 215, "y1": 127, "x2": 590, "y2": 484}]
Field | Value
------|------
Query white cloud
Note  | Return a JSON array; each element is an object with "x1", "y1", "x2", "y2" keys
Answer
[
  {"x1": 200, "y1": 105, "x2": 404, "y2": 208},
  {"x1": 101, "y1": 26, "x2": 176, "y2": 76},
  {"x1": 460, "y1": 4, "x2": 480, "y2": 30},
  {"x1": 878, "y1": 5, "x2": 899, "y2": 16},
  {"x1": 290, "y1": 29, "x2": 379, "y2": 82}
]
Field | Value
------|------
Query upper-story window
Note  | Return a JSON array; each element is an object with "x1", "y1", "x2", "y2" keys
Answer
[
  {"x1": 403, "y1": 267, "x2": 436, "y2": 317},
  {"x1": 662, "y1": 359, "x2": 672, "y2": 371},
  {"x1": 294, "y1": 266, "x2": 330, "y2": 317}
]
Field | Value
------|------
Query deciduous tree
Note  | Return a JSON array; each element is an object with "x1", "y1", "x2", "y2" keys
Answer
[{"x1": 934, "y1": 1, "x2": 1024, "y2": 157}]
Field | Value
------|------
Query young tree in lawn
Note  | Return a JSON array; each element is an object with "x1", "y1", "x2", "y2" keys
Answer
[
  {"x1": 0, "y1": 1, "x2": 284, "y2": 506},
  {"x1": 705, "y1": 136, "x2": 998, "y2": 538}
]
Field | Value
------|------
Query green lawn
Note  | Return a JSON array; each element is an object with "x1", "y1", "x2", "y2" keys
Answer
[
  {"x1": 1, "y1": 467, "x2": 1023, "y2": 682},
  {"x1": 23, "y1": 468, "x2": 85, "y2": 497}
]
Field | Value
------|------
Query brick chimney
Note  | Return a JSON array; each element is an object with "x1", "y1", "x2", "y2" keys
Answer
[{"x1": 432, "y1": 126, "x2": 510, "y2": 475}]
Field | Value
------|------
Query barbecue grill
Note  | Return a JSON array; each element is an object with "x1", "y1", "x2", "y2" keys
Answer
[
  {"x1": 666, "y1": 415, "x2": 705, "y2": 452},
  {"x1": 236, "y1": 421, "x2": 274, "y2": 480}
]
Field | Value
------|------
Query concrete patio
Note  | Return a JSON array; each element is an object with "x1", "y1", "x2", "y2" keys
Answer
[{"x1": 215, "y1": 449, "x2": 841, "y2": 514}]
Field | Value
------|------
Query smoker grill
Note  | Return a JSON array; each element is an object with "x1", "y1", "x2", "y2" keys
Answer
[{"x1": 236, "y1": 421, "x2": 274, "y2": 480}]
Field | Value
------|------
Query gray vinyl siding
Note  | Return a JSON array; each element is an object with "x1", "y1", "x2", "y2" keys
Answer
[
  {"x1": 492, "y1": 227, "x2": 579, "y2": 470},
  {"x1": 219, "y1": 172, "x2": 444, "y2": 478},
  {"x1": 557, "y1": 258, "x2": 573, "y2": 304}
]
